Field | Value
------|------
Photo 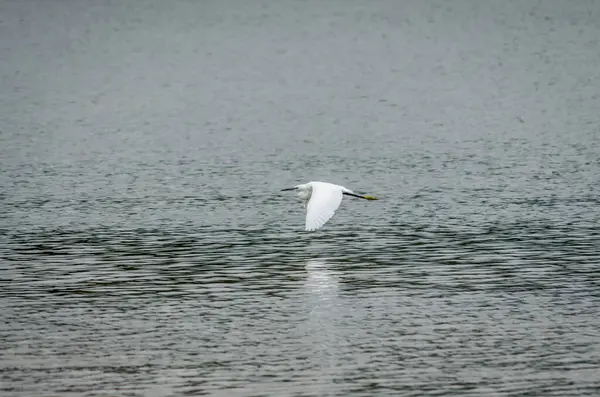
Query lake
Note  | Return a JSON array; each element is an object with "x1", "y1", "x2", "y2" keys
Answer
[{"x1": 1, "y1": 0, "x2": 599, "y2": 396}]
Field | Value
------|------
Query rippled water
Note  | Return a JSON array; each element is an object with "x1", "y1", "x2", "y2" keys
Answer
[{"x1": 2, "y1": 0, "x2": 600, "y2": 396}]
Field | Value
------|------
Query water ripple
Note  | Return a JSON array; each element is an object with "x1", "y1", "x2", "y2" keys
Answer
[{"x1": 2, "y1": 0, "x2": 600, "y2": 395}]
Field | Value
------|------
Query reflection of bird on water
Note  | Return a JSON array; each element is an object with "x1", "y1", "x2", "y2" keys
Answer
[
  {"x1": 303, "y1": 258, "x2": 341, "y2": 387},
  {"x1": 304, "y1": 258, "x2": 340, "y2": 293}
]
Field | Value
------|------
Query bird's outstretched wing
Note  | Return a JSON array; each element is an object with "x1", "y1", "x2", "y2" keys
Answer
[{"x1": 305, "y1": 183, "x2": 343, "y2": 231}]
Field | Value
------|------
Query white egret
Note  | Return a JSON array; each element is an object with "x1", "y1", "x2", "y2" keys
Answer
[{"x1": 281, "y1": 181, "x2": 377, "y2": 231}]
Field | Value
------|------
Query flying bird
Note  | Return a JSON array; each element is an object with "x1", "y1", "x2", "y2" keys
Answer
[{"x1": 281, "y1": 181, "x2": 377, "y2": 231}]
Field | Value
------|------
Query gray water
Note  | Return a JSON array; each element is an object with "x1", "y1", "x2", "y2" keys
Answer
[{"x1": 1, "y1": 0, "x2": 600, "y2": 396}]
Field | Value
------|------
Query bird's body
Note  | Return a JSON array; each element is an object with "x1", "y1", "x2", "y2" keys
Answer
[{"x1": 281, "y1": 181, "x2": 377, "y2": 231}]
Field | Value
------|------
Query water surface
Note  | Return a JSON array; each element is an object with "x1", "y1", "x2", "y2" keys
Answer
[{"x1": 1, "y1": 0, "x2": 599, "y2": 396}]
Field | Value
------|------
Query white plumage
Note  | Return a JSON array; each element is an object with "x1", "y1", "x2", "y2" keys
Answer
[{"x1": 281, "y1": 181, "x2": 377, "y2": 231}]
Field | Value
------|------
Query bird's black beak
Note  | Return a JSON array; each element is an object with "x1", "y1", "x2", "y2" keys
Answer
[{"x1": 281, "y1": 187, "x2": 295, "y2": 191}]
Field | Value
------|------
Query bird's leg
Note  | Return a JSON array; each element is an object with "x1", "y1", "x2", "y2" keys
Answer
[{"x1": 343, "y1": 192, "x2": 378, "y2": 200}]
